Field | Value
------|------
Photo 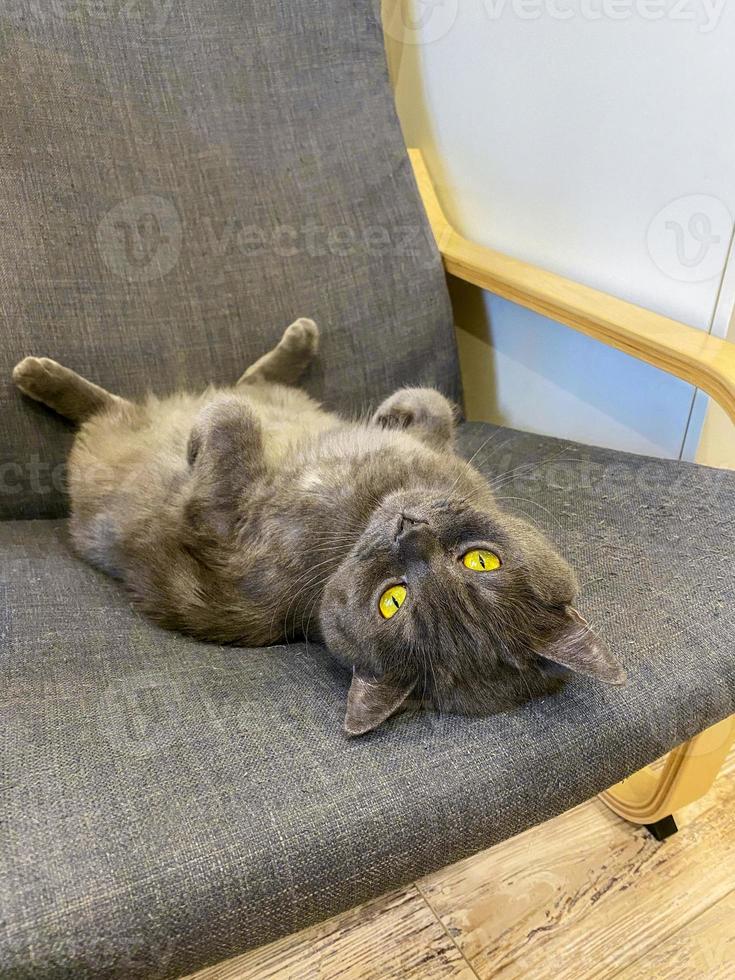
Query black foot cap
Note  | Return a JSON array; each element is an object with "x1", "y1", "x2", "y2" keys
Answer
[{"x1": 645, "y1": 815, "x2": 679, "y2": 841}]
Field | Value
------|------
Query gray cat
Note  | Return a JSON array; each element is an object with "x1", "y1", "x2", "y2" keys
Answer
[{"x1": 13, "y1": 319, "x2": 625, "y2": 735}]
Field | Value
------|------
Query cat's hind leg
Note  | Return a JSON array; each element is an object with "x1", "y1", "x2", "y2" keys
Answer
[
  {"x1": 237, "y1": 317, "x2": 319, "y2": 387},
  {"x1": 12, "y1": 357, "x2": 128, "y2": 424},
  {"x1": 372, "y1": 387, "x2": 457, "y2": 451}
]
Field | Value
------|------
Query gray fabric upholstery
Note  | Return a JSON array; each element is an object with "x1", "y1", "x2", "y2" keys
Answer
[
  {"x1": 2, "y1": 424, "x2": 734, "y2": 978},
  {"x1": 2, "y1": 1, "x2": 734, "y2": 977},
  {"x1": 0, "y1": 0, "x2": 458, "y2": 520}
]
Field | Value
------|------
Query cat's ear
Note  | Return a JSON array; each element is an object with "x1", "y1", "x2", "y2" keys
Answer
[
  {"x1": 344, "y1": 668, "x2": 416, "y2": 737},
  {"x1": 537, "y1": 607, "x2": 626, "y2": 685}
]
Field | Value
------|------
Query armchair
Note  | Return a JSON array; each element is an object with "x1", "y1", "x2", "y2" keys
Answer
[{"x1": 1, "y1": 3, "x2": 734, "y2": 977}]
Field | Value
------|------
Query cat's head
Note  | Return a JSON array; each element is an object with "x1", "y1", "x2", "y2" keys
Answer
[{"x1": 319, "y1": 483, "x2": 625, "y2": 736}]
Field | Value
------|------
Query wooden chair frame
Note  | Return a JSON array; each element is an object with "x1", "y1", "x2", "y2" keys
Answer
[{"x1": 409, "y1": 147, "x2": 735, "y2": 828}]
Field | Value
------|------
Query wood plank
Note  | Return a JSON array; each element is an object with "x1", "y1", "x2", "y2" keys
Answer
[
  {"x1": 409, "y1": 147, "x2": 735, "y2": 424},
  {"x1": 185, "y1": 886, "x2": 478, "y2": 980},
  {"x1": 418, "y1": 758, "x2": 735, "y2": 979},
  {"x1": 187, "y1": 748, "x2": 734, "y2": 980},
  {"x1": 615, "y1": 891, "x2": 735, "y2": 980}
]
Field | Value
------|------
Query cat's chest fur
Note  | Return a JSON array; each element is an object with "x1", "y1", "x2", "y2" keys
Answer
[{"x1": 230, "y1": 427, "x2": 446, "y2": 639}]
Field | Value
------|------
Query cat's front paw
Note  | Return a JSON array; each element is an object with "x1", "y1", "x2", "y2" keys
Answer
[
  {"x1": 372, "y1": 387, "x2": 456, "y2": 450},
  {"x1": 373, "y1": 387, "x2": 450, "y2": 429},
  {"x1": 12, "y1": 356, "x2": 62, "y2": 399},
  {"x1": 373, "y1": 399, "x2": 415, "y2": 431}
]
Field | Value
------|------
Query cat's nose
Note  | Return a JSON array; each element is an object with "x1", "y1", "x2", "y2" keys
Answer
[
  {"x1": 395, "y1": 512, "x2": 427, "y2": 539},
  {"x1": 395, "y1": 514, "x2": 433, "y2": 561}
]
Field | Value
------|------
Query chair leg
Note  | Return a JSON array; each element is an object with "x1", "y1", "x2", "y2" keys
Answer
[
  {"x1": 645, "y1": 815, "x2": 679, "y2": 842},
  {"x1": 599, "y1": 715, "x2": 735, "y2": 832}
]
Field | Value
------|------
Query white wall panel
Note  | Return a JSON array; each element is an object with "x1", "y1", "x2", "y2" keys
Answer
[{"x1": 385, "y1": 0, "x2": 735, "y2": 458}]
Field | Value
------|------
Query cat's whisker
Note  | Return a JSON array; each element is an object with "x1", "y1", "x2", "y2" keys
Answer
[
  {"x1": 486, "y1": 446, "x2": 573, "y2": 494},
  {"x1": 295, "y1": 585, "x2": 331, "y2": 644},
  {"x1": 512, "y1": 652, "x2": 536, "y2": 705},
  {"x1": 279, "y1": 571, "x2": 336, "y2": 643},
  {"x1": 421, "y1": 640, "x2": 440, "y2": 714},
  {"x1": 492, "y1": 496, "x2": 562, "y2": 530},
  {"x1": 304, "y1": 525, "x2": 366, "y2": 544},
  {"x1": 462, "y1": 428, "x2": 507, "y2": 467},
  {"x1": 416, "y1": 642, "x2": 430, "y2": 713},
  {"x1": 445, "y1": 430, "x2": 510, "y2": 496},
  {"x1": 303, "y1": 541, "x2": 359, "y2": 556},
  {"x1": 301, "y1": 584, "x2": 328, "y2": 646},
  {"x1": 458, "y1": 430, "x2": 518, "y2": 475},
  {"x1": 271, "y1": 556, "x2": 344, "y2": 642}
]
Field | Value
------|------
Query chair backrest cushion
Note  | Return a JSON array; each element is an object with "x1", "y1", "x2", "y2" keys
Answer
[{"x1": 0, "y1": 1, "x2": 459, "y2": 519}]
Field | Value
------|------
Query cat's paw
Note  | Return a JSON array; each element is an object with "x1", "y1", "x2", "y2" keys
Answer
[
  {"x1": 239, "y1": 318, "x2": 320, "y2": 386},
  {"x1": 373, "y1": 398, "x2": 415, "y2": 431},
  {"x1": 373, "y1": 388, "x2": 449, "y2": 428},
  {"x1": 12, "y1": 356, "x2": 62, "y2": 398},
  {"x1": 372, "y1": 388, "x2": 456, "y2": 450},
  {"x1": 281, "y1": 317, "x2": 319, "y2": 356}
]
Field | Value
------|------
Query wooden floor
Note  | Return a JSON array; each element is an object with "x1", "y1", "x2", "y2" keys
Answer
[{"x1": 189, "y1": 750, "x2": 735, "y2": 980}]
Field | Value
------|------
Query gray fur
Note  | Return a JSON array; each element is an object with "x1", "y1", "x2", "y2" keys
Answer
[{"x1": 12, "y1": 319, "x2": 625, "y2": 735}]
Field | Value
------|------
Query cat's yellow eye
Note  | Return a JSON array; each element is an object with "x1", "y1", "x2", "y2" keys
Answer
[
  {"x1": 379, "y1": 584, "x2": 407, "y2": 619},
  {"x1": 462, "y1": 549, "x2": 501, "y2": 572}
]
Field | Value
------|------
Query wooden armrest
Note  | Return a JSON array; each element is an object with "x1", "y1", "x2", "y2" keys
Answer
[{"x1": 409, "y1": 148, "x2": 735, "y2": 424}]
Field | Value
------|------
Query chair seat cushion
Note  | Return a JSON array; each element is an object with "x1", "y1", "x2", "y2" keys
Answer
[{"x1": 2, "y1": 422, "x2": 734, "y2": 978}]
